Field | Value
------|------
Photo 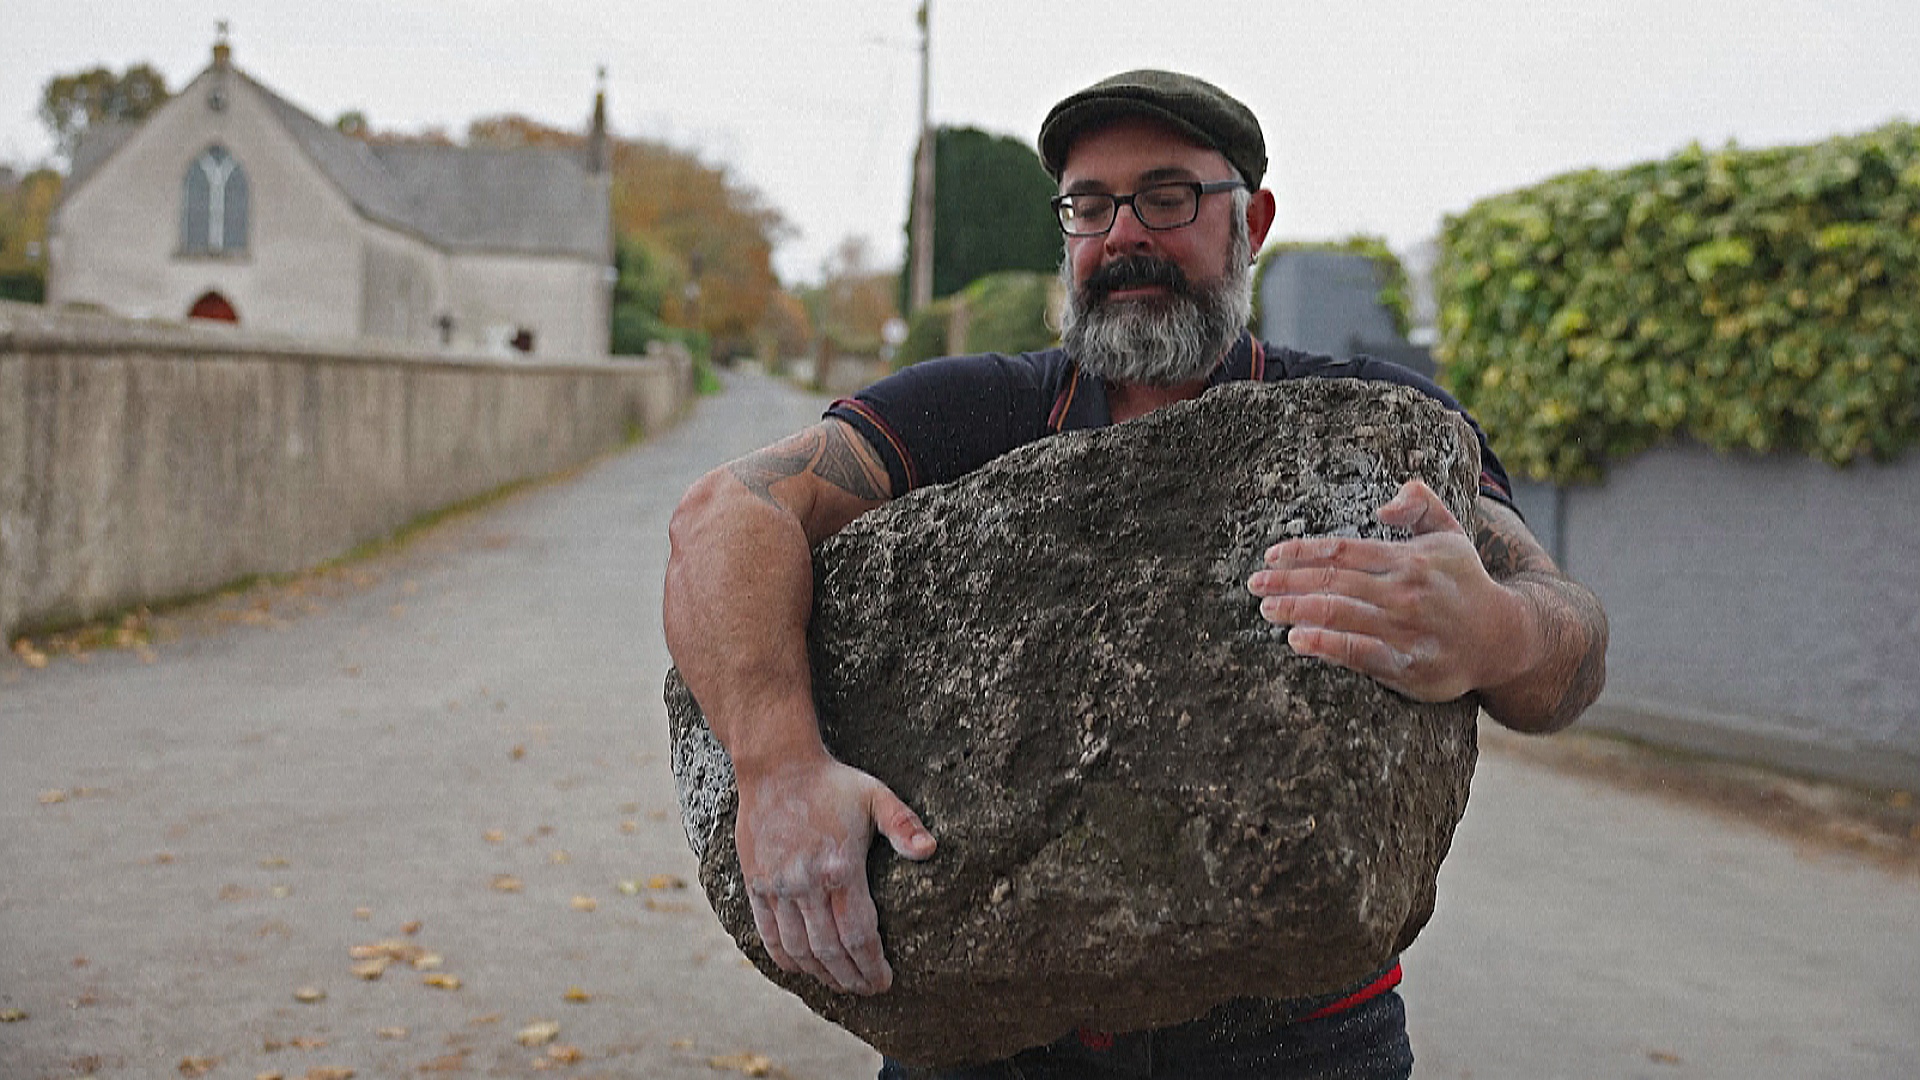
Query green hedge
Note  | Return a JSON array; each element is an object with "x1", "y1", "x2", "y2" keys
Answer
[
  {"x1": 895, "y1": 270, "x2": 1057, "y2": 369},
  {"x1": 1436, "y1": 122, "x2": 1920, "y2": 482}
]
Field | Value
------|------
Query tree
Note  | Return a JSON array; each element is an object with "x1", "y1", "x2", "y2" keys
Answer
[
  {"x1": 39, "y1": 64, "x2": 170, "y2": 162},
  {"x1": 467, "y1": 115, "x2": 791, "y2": 358},
  {"x1": 0, "y1": 167, "x2": 62, "y2": 302},
  {"x1": 801, "y1": 236, "x2": 900, "y2": 353},
  {"x1": 901, "y1": 126, "x2": 1062, "y2": 307}
]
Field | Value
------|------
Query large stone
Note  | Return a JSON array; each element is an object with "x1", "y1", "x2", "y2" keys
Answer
[{"x1": 667, "y1": 378, "x2": 1483, "y2": 1068}]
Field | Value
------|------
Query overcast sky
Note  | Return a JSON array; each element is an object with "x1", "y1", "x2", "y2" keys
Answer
[{"x1": 6, "y1": 1, "x2": 1917, "y2": 284}]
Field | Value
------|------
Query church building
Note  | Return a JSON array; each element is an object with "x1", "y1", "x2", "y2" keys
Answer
[{"x1": 46, "y1": 33, "x2": 613, "y2": 359}]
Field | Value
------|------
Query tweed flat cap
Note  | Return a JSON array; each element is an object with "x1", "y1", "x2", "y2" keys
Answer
[{"x1": 1039, "y1": 69, "x2": 1267, "y2": 188}]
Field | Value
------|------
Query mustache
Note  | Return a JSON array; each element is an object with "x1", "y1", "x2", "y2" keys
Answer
[{"x1": 1081, "y1": 256, "x2": 1192, "y2": 303}]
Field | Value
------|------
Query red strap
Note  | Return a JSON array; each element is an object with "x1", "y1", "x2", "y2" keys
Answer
[{"x1": 1302, "y1": 962, "x2": 1404, "y2": 1022}]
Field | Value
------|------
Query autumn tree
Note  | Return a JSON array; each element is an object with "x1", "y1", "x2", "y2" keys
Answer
[
  {"x1": 801, "y1": 236, "x2": 900, "y2": 353},
  {"x1": 465, "y1": 114, "x2": 790, "y2": 357},
  {"x1": 0, "y1": 167, "x2": 61, "y2": 302},
  {"x1": 39, "y1": 64, "x2": 170, "y2": 163}
]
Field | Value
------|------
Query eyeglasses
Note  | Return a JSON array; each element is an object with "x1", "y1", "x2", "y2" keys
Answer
[{"x1": 1050, "y1": 179, "x2": 1246, "y2": 237}]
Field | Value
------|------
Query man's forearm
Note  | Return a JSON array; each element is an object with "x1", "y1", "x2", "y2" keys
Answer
[
  {"x1": 1472, "y1": 497, "x2": 1609, "y2": 734},
  {"x1": 662, "y1": 469, "x2": 829, "y2": 773},
  {"x1": 1475, "y1": 573, "x2": 1609, "y2": 734}
]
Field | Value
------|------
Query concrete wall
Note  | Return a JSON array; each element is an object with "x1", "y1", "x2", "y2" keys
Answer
[
  {"x1": 1540, "y1": 444, "x2": 1920, "y2": 791},
  {"x1": 0, "y1": 302, "x2": 692, "y2": 641}
]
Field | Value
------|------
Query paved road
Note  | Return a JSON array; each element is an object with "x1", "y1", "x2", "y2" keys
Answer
[{"x1": 3, "y1": 370, "x2": 1916, "y2": 1079}]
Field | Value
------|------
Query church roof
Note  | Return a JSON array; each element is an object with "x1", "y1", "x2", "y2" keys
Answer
[{"x1": 67, "y1": 59, "x2": 611, "y2": 263}]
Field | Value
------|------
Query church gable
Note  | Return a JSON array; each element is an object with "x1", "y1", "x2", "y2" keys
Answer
[{"x1": 49, "y1": 35, "x2": 610, "y2": 357}]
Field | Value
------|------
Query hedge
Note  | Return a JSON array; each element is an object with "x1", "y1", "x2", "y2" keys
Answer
[
  {"x1": 1436, "y1": 122, "x2": 1920, "y2": 482},
  {"x1": 895, "y1": 270, "x2": 1058, "y2": 369}
]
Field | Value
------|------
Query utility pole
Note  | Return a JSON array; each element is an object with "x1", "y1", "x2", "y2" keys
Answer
[{"x1": 907, "y1": 0, "x2": 935, "y2": 314}]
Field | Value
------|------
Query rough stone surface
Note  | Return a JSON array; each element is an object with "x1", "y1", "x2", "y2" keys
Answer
[{"x1": 667, "y1": 379, "x2": 1484, "y2": 1067}]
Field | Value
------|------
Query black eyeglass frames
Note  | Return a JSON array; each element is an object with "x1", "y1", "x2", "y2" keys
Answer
[{"x1": 1051, "y1": 179, "x2": 1246, "y2": 237}]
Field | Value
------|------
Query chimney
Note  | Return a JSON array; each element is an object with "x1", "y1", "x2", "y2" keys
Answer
[
  {"x1": 213, "y1": 20, "x2": 232, "y2": 67},
  {"x1": 588, "y1": 65, "x2": 608, "y2": 174}
]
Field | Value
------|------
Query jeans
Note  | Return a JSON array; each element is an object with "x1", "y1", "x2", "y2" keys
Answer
[{"x1": 877, "y1": 989, "x2": 1412, "y2": 1080}]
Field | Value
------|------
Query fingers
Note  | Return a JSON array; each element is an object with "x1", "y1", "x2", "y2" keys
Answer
[
  {"x1": 1283, "y1": 624, "x2": 1420, "y2": 684},
  {"x1": 1376, "y1": 479, "x2": 1464, "y2": 537},
  {"x1": 870, "y1": 787, "x2": 937, "y2": 861},
  {"x1": 753, "y1": 870, "x2": 887, "y2": 995}
]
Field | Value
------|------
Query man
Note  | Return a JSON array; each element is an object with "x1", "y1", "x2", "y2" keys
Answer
[{"x1": 663, "y1": 70, "x2": 1607, "y2": 1079}]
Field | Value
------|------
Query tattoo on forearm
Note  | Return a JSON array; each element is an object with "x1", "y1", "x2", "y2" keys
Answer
[
  {"x1": 1474, "y1": 511, "x2": 1556, "y2": 580},
  {"x1": 727, "y1": 425, "x2": 887, "y2": 507},
  {"x1": 1475, "y1": 498, "x2": 1609, "y2": 729}
]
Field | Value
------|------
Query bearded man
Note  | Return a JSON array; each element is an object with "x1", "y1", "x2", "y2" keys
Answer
[{"x1": 663, "y1": 70, "x2": 1608, "y2": 1079}]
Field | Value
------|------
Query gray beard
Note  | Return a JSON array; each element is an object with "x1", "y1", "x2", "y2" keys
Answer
[{"x1": 1058, "y1": 232, "x2": 1254, "y2": 387}]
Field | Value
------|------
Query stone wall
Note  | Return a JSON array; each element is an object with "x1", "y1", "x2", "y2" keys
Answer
[
  {"x1": 0, "y1": 302, "x2": 691, "y2": 640},
  {"x1": 1514, "y1": 446, "x2": 1920, "y2": 792}
]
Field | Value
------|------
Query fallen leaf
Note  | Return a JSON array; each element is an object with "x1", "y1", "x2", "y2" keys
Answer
[
  {"x1": 492, "y1": 875, "x2": 524, "y2": 893},
  {"x1": 616, "y1": 880, "x2": 641, "y2": 896},
  {"x1": 470, "y1": 1014, "x2": 503, "y2": 1026},
  {"x1": 352, "y1": 907, "x2": 373, "y2": 921},
  {"x1": 509, "y1": 745, "x2": 527, "y2": 761},
  {"x1": 260, "y1": 857, "x2": 291, "y2": 869},
  {"x1": 648, "y1": 874, "x2": 688, "y2": 891},
  {"x1": 516, "y1": 1020, "x2": 561, "y2": 1047},
  {"x1": 290, "y1": 1037, "x2": 329, "y2": 1050},
  {"x1": 670, "y1": 1039, "x2": 695, "y2": 1051},
  {"x1": 422, "y1": 974, "x2": 462, "y2": 990},
  {"x1": 179, "y1": 1057, "x2": 219, "y2": 1077},
  {"x1": 563, "y1": 987, "x2": 592, "y2": 1003},
  {"x1": 294, "y1": 986, "x2": 327, "y2": 1003},
  {"x1": 417, "y1": 1052, "x2": 468, "y2": 1072},
  {"x1": 219, "y1": 884, "x2": 255, "y2": 902},
  {"x1": 0, "y1": 1008, "x2": 26, "y2": 1022},
  {"x1": 351, "y1": 959, "x2": 389, "y2": 980},
  {"x1": 570, "y1": 896, "x2": 598, "y2": 912},
  {"x1": 257, "y1": 1071, "x2": 286, "y2": 1080},
  {"x1": 376, "y1": 1027, "x2": 409, "y2": 1040},
  {"x1": 410, "y1": 953, "x2": 444, "y2": 971},
  {"x1": 153, "y1": 852, "x2": 176, "y2": 865},
  {"x1": 708, "y1": 1052, "x2": 774, "y2": 1077},
  {"x1": 550, "y1": 850, "x2": 572, "y2": 865},
  {"x1": 644, "y1": 898, "x2": 695, "y2": 914},
  {"x1": 1649, "y1": 1050, "x2": 1683, "y2": 1065},
  {"x1": 483, "y1": 830, "x2": 506, "y2": 844},
  {"x1": 351, "y1": 940, "x2": 428, "y2": 965},
  {"x1": 547, "y1": 1045, "x2": 583, "y2": 1064},
  {"x1": 271, "y1": 885, "x2": 293, "y2": 899},
  {"x1": 14, "y1": 639, "x2": 49, "y2": 668},
  {"x1": 302, "y1": 1068, "x2": 355, "y2": 1080},
  {"x1": 401, "y1": 920, "x2": 423, "y2": 935},
  {"x1": 619, "y1": 820, "x2": 639, "y2": 834}
]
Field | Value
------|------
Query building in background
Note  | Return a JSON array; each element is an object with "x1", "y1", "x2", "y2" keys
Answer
[
  {"x1": 1258, "y1": 249, "x2": 1434, "y2": 378},
  {"x1": 46, "y1": 33, "x2": 612, "y2": 359}
]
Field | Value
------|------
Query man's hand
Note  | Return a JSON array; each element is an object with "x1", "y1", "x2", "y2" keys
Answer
[
  {"x1": 734, "y1": 753, "x2": 937, "y2": 996},
  {"x1": 1246, "y1": 479, "x2": 1534, "y2": 702}
]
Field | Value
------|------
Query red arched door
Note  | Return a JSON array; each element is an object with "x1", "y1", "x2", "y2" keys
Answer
[{"x1": 188, "y1": 291, "x2": 239, "y2": 323}]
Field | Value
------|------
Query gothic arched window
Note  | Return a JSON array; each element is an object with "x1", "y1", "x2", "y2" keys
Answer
[{"x1": 180, "y1": 145, "x2": 249, "y2": 254}]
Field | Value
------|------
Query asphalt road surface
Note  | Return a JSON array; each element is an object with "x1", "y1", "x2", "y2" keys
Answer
[{"x1": 3, "y1": 369, "x2": 1915, "y2": 1080}]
